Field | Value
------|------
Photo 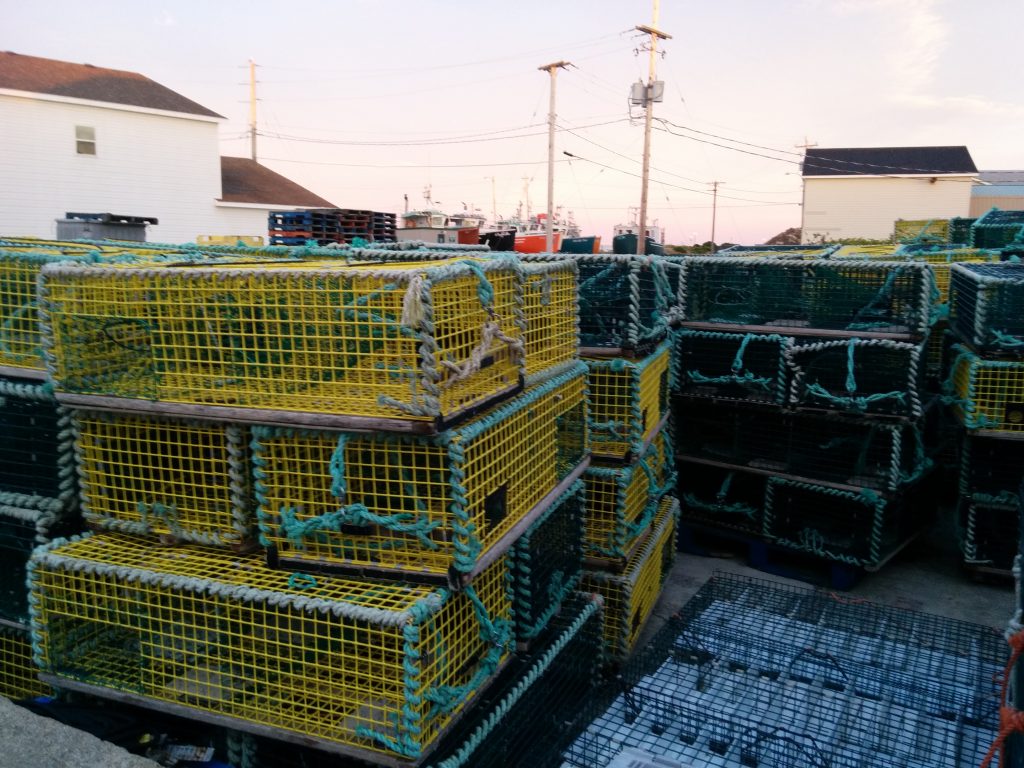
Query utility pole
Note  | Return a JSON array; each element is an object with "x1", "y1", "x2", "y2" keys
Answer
[
  {"x1": 539, "y1": 61, "x2": 570, "y2": 252},
  {"x1": 710, "y1": 181, "x2": 722, "y2": 252},
  {"x1": 635, "y1": 3, "x2": 672, "y2": 255},
  {"x1": 248, "y1": 59, "x2": 258, "y2": 161},
  {"x1": 795, "y1": 137, "x2": 817, "y2": 244}
]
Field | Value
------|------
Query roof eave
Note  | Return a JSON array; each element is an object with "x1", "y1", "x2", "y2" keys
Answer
[{"x1": 0, "y1": 87, "x2": 224, "y2": 122}]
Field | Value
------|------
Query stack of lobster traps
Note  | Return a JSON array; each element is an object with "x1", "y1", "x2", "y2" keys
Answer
[
  {"x1": 22, "y1": 245, "x2": 599, "y2": 766},
  {"x1": 519, "y1": 253, "x2": 684, "y2": 663},
  {"x1": 670, "y1": 255, "x2": 939, "y2": 585},
  {"x1": 947, "y1": 260, "x2": 1024, "y2": 577}
]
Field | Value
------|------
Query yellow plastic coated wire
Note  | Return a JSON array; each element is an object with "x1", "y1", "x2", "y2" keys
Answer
[
  {"x1": 521, "y1": 261, "x2": 578, "y2": 381},
  {"x1": 951, "y1": 348, "x2": 1024, "y2": 433},
  {"x1": 75, "y1": 411, "x2": 251, "y2": 545},
  {"x1": 41, "y1": 258, "x2": 524, "y2": 422},
  {"x1": 256, "y1": 369, "x2": 588, "y2": 575},
  {"x1": 582, "y1": 496, "x2": 678, "y2": 660},
  {"x1": 585, "y1": 343, "x2": 670, "y2": 460},
  {"x1": 0, "y1": 625, "x2": 50, "y2": 700},
  {"x1": 584, "y1": 430, "x2": 672, "y2": 565},
  {"x1": 32, "y1": 532, "x2": 510, "y2": 757}
]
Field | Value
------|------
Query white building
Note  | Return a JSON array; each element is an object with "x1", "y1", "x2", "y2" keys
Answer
[
  {"x1": 0, "y1": 51, "x2": 335, "y2": 243},
  {"x1": 800, "y1": 146, "x2": 977, "y2": 242}
]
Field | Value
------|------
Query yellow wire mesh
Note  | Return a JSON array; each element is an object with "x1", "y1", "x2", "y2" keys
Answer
[
  {"x1": 75, "y1": 411, "x2": 251, "y2": 546},
  {"x1": 521, "y1": 261, "x2": 578, "y2": 382},
  {"x1": 255, "y1": 367, "x2": 588, "y2": 576},
  {"x1": 0, "y1": 624, "x2": 49, "y2": 700},
  {"x1": 41, "y1": 259, "x2": 523, "y2": 423},
  {"x1": 894, "y1": 219, "x2": 949, "y2": 242},
  {"x1": 951, "y1": 348, "x2": 1024, "y2": 433},
  {"x1": 585, "y1": 341, "x2": 670, "y2": 461},
  {"x1": 830, "y1": 245, "x2": 902, "y2": 258},
  {"x1": 0, "y1": 252, "x2": 65, "y2": 370},
  {"x1": 31, "y1": 532, "x2": 510, "y2": 758},
  {"x1": 581, "y1": 496, "x2": 678, "y2": 660},
  {"x1": 584, "y1": 429, "x2": 672, "y2": 566}
]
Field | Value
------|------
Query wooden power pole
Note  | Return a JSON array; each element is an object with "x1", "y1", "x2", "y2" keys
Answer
[
  {"x1": 539, "y1": 61, "x2": 570, "y2": 252},
  {"x1": 636, "y1": 2, "x2": 672, "y2": 255}
]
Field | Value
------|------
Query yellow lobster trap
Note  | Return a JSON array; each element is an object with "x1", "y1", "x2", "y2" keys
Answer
[
  {"x1": 39, "y1": 257, "x2": 526, "y2": 431},
  {"x1": 583, "y1": 428, "x2": 674, "y2": 569},
  {"x1": 581, "y1": 495, "x2": 678, "y2": 662},
  {"x1": 29, "y1": 532, "x2": 512, "y2": 764},
  {"x1": 326, "y1": 251, "x2": 580, "y2": 386},
  {"x1": 585, "y1": 339, "x2": 671, "y2": 462},
  {"x1": 0, "y1": 248, "x2": 98, "y2": 374},
  {"x1": 948, "y1": 343, "x2": 1024, "y2": 433},
  {"x1": 832, "y1": 247, "x2": 1000, "y2": 304},
  {"x1": 0, "y1": 622, "x2": 50, "y2": 700},
  {"x1": 254, "y1": 363, "x2": 589, "y2": 582},
  {"x1": 73, "y1": 410, "x2": 253, "y2": 548}
]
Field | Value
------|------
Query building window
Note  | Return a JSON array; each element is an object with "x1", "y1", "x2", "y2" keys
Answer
[{"x1": 75, "y1": 126, "x2": 96, "y2": 155}]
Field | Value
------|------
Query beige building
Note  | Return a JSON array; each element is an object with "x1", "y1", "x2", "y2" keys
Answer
[
  {"x1": 800, "y1": 146, "x2": 977, "y2": 242},
  {"x1": 971, "y1": 171, "x2": 1024, "y2": 217}
]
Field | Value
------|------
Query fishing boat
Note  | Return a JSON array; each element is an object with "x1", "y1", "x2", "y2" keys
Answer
[
  {"x1": 612, "y1": 210, "x2": 665, "y2": 255},
  {"x1": 396, "y1": 188, "x2": 481, "y2": 245}
]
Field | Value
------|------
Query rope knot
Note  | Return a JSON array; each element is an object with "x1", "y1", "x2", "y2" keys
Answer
[{"x1": 1001, "y1": 706, "x2": 1024, "y2": 734}]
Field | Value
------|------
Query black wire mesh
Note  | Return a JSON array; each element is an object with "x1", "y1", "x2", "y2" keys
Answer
[
  {"x1": 960, "y1": 434, "x2": 1024, "y2": 505},
  {"x1": 0, "y1": 514, "x2": 33, "y2": 624},
  {"x1": 950, "y1": 262, "x2": 1024, "y2": 354},
  {"x1": 786, "y1": 338, "x2": 926, "y2": 419},
  {"x1": 0, "y1": 381, "x2": 66, "y2": 500},
  {"x1": 677, "y1": 461, "x2": 767, "y2": 536},
  {"x1": 561, "y1": 571, "x2": 1002, "y2": 768},
  {"x1": 971, "y1": 209, "x2": 1024, "y2": 249},
  {"x1": 679, "y1": 258, "x2": 933, "y2": 337},
  {"x1": 673, "y1": 397, "x2": 928, "y2": 494},
  {"x1": 948, "y1": 218, "x2": 977, "y2": 246},
  {"x1": 672, "y1": 329, "x2": 790, "y2": 406},
  {"x1": 510, "y1": 480, "x2": 585, "y2": 644},
  {"x1": 764, "y1": 477, "x2": 929, "y2": 568},
  {"x1": 958, "y1": 498, "x2": 1018, "y2": 571},
  {"x1": 424, "y1": 593, "x2": 604, "y2": 768}
]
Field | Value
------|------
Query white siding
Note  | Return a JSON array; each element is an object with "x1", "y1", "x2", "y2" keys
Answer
[
  {"x1": 801, "y1": 176, "x2": 973, "y2": 242},
  {"x1": 0, "y1": 94, "x2": 278, "y2": 243}
]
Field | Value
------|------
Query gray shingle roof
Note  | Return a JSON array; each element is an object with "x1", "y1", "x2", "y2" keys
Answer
[
  {"x1": 802, "y1": 146, "x2": 977, "y2": 177},
  {"x1": 0, "y1": 51, "x2": 222, "y2": 118}
]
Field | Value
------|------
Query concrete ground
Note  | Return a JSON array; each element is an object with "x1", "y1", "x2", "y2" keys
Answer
[
  {"x1": 642, "y1": 504, "x2": 1015, "y2": 648},
  {"x1": 1, "y1": 508, "x2": 1014, "y2": 768}
]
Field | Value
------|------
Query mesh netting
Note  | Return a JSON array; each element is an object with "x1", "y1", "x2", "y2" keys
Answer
[
  {"x1": 677, "y1": 461, "x2": 767, "y2": 537},
  {"x1": 40, "y1": 257, "x2": 525, "y2": 425},
  {"x1": 764, "y1": 478, "x2": 926, "y2": 568},
  {"x1": 679, "y1": 258, "x2": 934, "y2": 336},
  {"x1": 562, "y1": 571, "x2": 1002, "y2": 768},
  {"x1": 950, "y1": 262, "x2": 1024, "y2": 354},
  {"x1": 673, "y1": 398, "x2": 930, "y2": 494},
  {"x1": 581, "y1": 497, "x2": 678, "y2": 661},
  {"x1": 672, "y1": 329, "x2": 790, "y2": 405},
  {"x1": 254, "y1": 365, "x2": 588, "y2": 578},
  {"x1": 0, "y1": 378, "x2": 71, "y2": 504},
  {"x1": 958, "y1": 498, "x2": 1017, "y2": 571},
  {"x1": 509, "y1": 480, "x2": 585, "y2": 644},
  {"x1": 0, "y1": 623, "x2": 50, "y2": 701},
  {"x1": 948, "y1": 343, "x2": 1024, "y2": 433},
  {"x1": 31, "y1": 531, "x2": 512, "y2": 761},
  {"x1": 971, "y1": 209, "x2": 1024, "y2": 249},
  {"x1": 522, "y1": 254, "x2": 683, "y2": 352}
]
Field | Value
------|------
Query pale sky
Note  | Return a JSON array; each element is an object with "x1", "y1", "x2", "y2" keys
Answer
[{"x1": 4, "y1": 0, "x2": 1022, "y2": 245}]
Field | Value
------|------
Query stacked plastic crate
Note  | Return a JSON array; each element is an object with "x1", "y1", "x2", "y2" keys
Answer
[
  {"x1": 671, "y1": 256, "x2": 938, "y2": 583},
  {"x1": 561, "y1": 571, "x2": 1003, "y2": 768},
  {"x1": 26, "y1": 251, "x2": 594, "y2": 765},
  {"x1": 947, "y1": 260, "x2": 1024, "y2": 576},
  {"x1": 520, "y1": 253, "x2": 684, "y2": 663}
]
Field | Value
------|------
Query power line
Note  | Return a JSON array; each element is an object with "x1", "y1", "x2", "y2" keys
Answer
[
  {"x1": 256, "y1": 118, "x2": 629, "y2": 147},
  {"x1": 656, "y1": 119, "x2": 981, "y2": 181},
  {"x1": 562, "y1": 151, "x2": 799, "y2": 204},
  {"x1": 260, "y1": 156, "x2": 570, "y2": 169}
]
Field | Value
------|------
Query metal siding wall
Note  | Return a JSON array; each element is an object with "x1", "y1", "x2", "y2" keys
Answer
[{"x1": 801, "y1": 176, "x2": 972, "y2": 242}]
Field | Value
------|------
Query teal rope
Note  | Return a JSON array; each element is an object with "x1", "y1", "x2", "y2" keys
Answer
[{"x1": 803, "y1": 340, "x2": 906, "y2": 413}]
